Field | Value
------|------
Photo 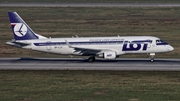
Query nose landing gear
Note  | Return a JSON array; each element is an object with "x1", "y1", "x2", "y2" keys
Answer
[{"x1": 150, "y1": 53, "x2": 155, "y2": 62}]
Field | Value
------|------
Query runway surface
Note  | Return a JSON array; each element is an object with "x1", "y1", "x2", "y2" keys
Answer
[
  {"x1": 1, "y1": 3, "x2": 180, "y2": 7},
  {"x1": 0, "y1": 58, "x2": 179, "y2": 71}
]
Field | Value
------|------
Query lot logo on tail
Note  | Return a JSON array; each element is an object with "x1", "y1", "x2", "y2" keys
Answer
[{"x1": 12, "y1": 23, "x2": 27, "y2": 37}]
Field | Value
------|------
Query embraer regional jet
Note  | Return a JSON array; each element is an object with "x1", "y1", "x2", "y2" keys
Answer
[{"x1": 6, "y1": 12, "x2": 174, "y2": 62}]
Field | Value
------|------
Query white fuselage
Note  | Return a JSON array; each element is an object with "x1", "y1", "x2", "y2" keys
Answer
[{"x1": 19, "y1": 36, "x2": 174, "y2": 56}]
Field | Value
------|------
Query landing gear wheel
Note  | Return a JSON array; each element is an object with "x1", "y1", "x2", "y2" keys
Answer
[
  {"x1": 150, "y1": 59, "x2": 154, "y2": 62},
  {"x1": 88, "y1": 55, "x2": 95, "y2": 62}
]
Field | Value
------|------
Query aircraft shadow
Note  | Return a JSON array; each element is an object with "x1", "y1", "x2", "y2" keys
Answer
[{"x1": 16, "y1": 57, "x2": 180, "y2": 64}]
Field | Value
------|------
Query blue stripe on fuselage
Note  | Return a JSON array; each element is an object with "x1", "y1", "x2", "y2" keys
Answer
[{"x1": 33, "y1": 41, "x2": 124, "y2": 46}]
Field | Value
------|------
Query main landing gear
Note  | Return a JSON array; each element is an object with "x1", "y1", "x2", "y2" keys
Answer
[
  {"x1": 88, "y1": 55, "x2": 95, "y2": 62},
  {"x1": 150, "y1": 53, "x2": 155, "y2": 62}
]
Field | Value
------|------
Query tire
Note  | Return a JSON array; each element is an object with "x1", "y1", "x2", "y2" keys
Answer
[{"x1": 88, "y1": 56, "x2": 95, "y2": 62}]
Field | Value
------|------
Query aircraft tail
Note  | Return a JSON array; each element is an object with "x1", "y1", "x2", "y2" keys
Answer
[{"x1": 8, "y1": 12, "x2": 47, "y2": 40}]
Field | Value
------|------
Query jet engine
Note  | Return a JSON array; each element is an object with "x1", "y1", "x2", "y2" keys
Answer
[{"x1": 98, "y1": 51, "x2": 116, "y2": 59}]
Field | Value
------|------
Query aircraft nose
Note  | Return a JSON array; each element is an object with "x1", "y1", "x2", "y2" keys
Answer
[{"x1": 167, "y1": 45, "x2": 174, "y2": 51}]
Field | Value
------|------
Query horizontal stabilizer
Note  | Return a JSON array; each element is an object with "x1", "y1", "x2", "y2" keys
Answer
[{"x1": 6, "y1": 40, "x2": 31, "y2": 47}]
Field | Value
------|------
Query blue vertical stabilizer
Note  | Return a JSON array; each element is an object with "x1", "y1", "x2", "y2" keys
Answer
[{"x1": 8, "y1": 12, "x2": 39, "y2": 40}]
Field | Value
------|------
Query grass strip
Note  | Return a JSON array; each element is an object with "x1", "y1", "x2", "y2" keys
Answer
[
  {"x1": 0, "y1": 70, "x2": 180, "y2": 101},
  {"x1": 1, "y1": 0, "x2": 180, "y2": 3}
]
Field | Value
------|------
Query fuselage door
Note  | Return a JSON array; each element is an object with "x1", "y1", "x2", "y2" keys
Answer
[
  {"x1": 147, "y1": 39, "x2": 151, "y2": 48},
  {"x1": 46, "y1": 41, "x2": 51, "y2": 50}
]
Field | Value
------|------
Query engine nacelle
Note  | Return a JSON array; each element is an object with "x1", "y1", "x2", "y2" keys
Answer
[{"x1": 98, "y1": 51, "x2": 116, "y2": 59}]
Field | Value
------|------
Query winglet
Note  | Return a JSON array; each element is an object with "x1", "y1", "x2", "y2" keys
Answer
[{"x1": 65, "y1": 40, "x2": 73, "y2": 48}]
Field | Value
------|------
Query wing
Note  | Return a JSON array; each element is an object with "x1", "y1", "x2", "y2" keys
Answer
[{"x1": 65, "y1": 40, "x2": 111, "y2": 55}]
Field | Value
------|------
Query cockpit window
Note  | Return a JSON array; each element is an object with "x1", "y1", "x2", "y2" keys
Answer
[
  {"x1": 156, "y1": 40, "x2": 164, "y2": 43},
  {"x1": 156, "y1": 39, "x2": 168, "y2": 45},
  {"x1": 160, "y1": 40, "x2": 165, "y2": 42},
  {"x1": 156, "y1": 40, "x2": 160, "y2": 43}
]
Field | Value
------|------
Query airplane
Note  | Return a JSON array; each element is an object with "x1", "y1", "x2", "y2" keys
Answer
[{"x1": 6, "y1": 12, "x2": 174, "y2": 62}]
